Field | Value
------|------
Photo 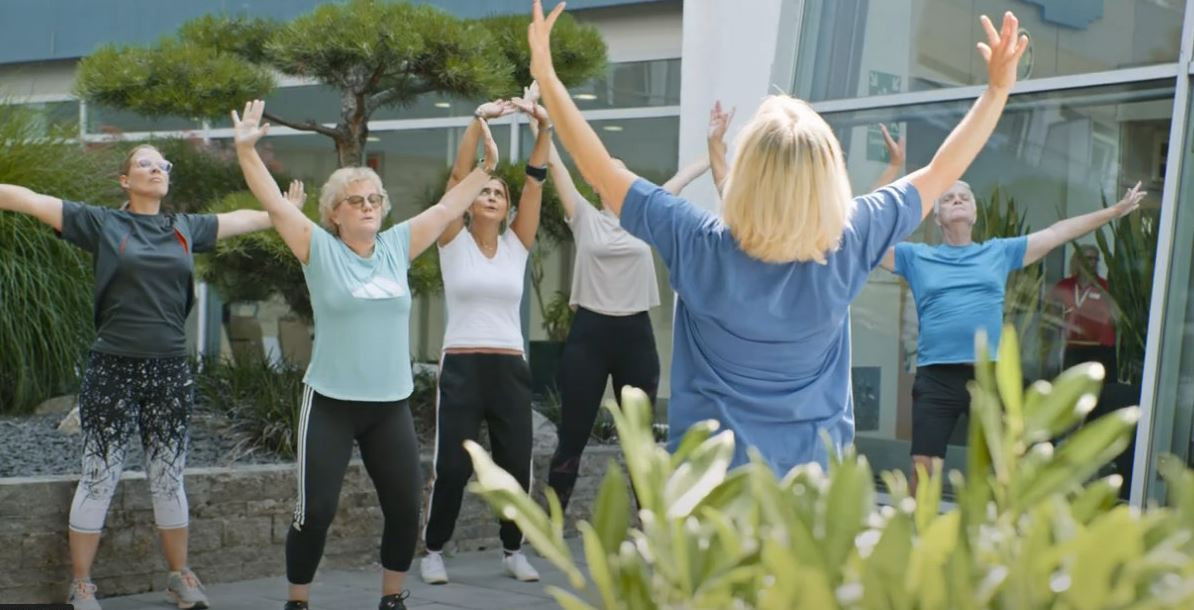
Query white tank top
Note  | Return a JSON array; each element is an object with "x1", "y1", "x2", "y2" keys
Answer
[{"x1": 438, "y1": 229, "x2": 528, "y2": 351}]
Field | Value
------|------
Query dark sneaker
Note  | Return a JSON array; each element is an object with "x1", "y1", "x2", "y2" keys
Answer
[
  {"x1": 379, "y1": 590, "x2": 411, "y2": 609},
  {"x1": 283, "y1": 602, "x2": 309, "y2": 610}
]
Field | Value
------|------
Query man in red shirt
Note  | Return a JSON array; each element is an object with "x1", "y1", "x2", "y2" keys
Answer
[{"x1": 1052, "y1": 244, "x2": 1117, "y2": 377}]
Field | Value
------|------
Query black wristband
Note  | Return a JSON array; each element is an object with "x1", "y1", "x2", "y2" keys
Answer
[{"x1": 525, "y1": 164, "x2": 548, "y2": 182}]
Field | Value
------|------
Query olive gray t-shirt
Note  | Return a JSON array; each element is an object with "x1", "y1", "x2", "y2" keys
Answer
[
  {"x1": 566, "y1": 199, "x2": 660, "y2": 315},
  {"x1": 58, "y1": 201, "x2": 219, "y2": 358}
]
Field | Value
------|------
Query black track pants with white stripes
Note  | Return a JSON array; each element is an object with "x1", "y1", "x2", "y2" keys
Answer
[
  {"x1": 286, "y1": 385, "x2": 422, "y2": 584},
  {"x1": 423, "y1": 353, "x2": 533, "y2": 552}
]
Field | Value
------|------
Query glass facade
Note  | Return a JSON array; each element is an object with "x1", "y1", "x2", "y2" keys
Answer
[
  {"x1": 795, "y1": 0, "x2": 1188, "y2": 102},
  {"x1": 789, "y1": 0, "x2": 1194, "y2": 503}
]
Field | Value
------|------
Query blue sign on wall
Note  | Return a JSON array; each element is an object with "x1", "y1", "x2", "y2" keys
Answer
[{"x1": 1022, "y1": 0, "x2": 1103, "y2": 30}]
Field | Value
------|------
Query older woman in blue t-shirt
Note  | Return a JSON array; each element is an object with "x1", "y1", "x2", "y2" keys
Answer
[{"x1": 526, "y1": 1, "x2": 1028, "y2": 474}]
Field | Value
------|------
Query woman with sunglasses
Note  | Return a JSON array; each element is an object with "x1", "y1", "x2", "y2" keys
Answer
[
  {"x1": 231, "y1": 99, "x2": 500, "y2": 610},
  {"x1": 418, "y1": 96, "x2": 550, "y2": 585},
  {"x1": 1, "y1": 143, "x2": 303, "y2": 610}
]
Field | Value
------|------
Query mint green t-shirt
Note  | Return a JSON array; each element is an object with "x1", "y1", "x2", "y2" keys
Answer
[{"x1": 302, "y1": 222, "x2": 413, "y2": 402}]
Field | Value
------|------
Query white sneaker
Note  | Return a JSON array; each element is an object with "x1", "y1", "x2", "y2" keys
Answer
[
  {"x1": 420, "y1": 551, "x2": 449, "y2": 584},
  {"x1": 502, "y1": 551, "x2": 540, "y2": 582},
  {"x1": 67, "y1": 579, "x2": 102, "y2": 610}
]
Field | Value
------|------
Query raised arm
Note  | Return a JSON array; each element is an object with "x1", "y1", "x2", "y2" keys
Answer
[
  {"x1": 525, "y1": 82, "x2": 583, "y2": 220},
  {"x1": 509, "y1": 94, "x2": 552, "y2": 248},
  {"x1": 706, "y1": 101, "x2": 733, "y2": 197},
  {"x1": 871, "y1": 124, "x2": 906, "y2": 192},
  {"x1": 1023, "y1": 182, "x2": 1145, "y2": 266},
  {"x1": 232, "y1": 100, "x2": 315, "y2": 263},
  {"x1": 409, "y1": 120, "x2": 500, "y2": 260},
  {"x1": 215, "y1": 180, "x2": 306, "y2": 239},
  {"x1": 438, "y1": 102, "x2": 513, "y2": 247},
  {"x1": 529, "y1": 0, "x2": 638, "y2": 216},
  {"x1": 661, "y1": 157, "x2": 710, "y2": 196},
  {"x1": 906, "y1": 12, "x2": 1027, "y2": 217},
  {"x1": 0, "y1": 185, "x2": 63, "y2": 230}
]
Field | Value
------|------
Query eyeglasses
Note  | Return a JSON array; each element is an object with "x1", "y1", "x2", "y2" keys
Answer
[
  {"x1": 340, "y1": 193, "x2": 386, "y2": 209},
  {"x1": 135, "y1": 158, "x2": 174, "y2": 174}
]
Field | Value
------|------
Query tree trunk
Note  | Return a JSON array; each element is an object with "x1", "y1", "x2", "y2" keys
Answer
[{"x1": 336, "y1": 90, "x2": 371, "y2": 168}]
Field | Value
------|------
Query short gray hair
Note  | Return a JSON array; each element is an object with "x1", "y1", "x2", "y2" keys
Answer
[
  {"x1": 933, "y1": 180, "x2": 974, "y2": 217},
  {"x1": 317, "y1": 167, "x2": 391, "y2": 235}
]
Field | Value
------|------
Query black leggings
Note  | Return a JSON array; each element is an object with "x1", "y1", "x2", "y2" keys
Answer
[
  {"x1": 286, "y1": 385, "x2": 421, "y2": 584},
  {"x1": 548, "y1": 308, "x2": 659, "y2": 509},
  {"x1": 424, "y1": 353, "x2": 532, "y2": 552}
]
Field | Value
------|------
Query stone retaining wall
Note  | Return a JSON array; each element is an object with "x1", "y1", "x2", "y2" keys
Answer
[{"x1": 0, "y1": 446, "x2": 623, "y2": 603}]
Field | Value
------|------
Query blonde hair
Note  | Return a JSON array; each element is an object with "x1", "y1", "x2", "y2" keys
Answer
[
  {"x1": 318, "y1": 167, "x2": 391, "y2": 235},
  {"x1": 721, "y1": 95, "x2": 853, "y2": 264}
]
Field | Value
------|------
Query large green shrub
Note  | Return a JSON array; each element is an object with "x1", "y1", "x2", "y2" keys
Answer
[
  {"x1": 195, "y1": 356, "x2": 305, "y2": 459},
  {"x1": 0, "y1": 105, "x2": 123, "y2": 413},
  {"x1": 467, "y1": 326, "x2": 1194, "y2": 609}
]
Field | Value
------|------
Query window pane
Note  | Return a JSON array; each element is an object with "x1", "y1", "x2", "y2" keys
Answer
[
  {"x1": 793, "y1": 0, "x2": 1187, "y2": 102},
  {"x1": 1144, "y1": 83, "x2": 1194, "y2": 501},
  {"x1": 825, "y1": 80, "x2": 1173, "y2": 489},
  {"x1": 87, "y1": 104, "x2": 201, "y2": 134}
]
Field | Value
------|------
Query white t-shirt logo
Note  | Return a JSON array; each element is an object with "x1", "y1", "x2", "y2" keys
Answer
[{"x1": 351, "y1": 274, "x2": 406, "y2": 300}]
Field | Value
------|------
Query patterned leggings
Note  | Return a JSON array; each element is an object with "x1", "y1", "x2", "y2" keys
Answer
[{"x1": 68, "y1": 352, "x2": 194, "y2": 533}]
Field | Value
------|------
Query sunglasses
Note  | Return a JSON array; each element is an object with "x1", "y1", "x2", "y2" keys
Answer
[
  {"x1": 134, "y1": 157, "x2": 174, "y2": 174},
  {"x1": 340, "y1": 193, "x2": 386, "y2": 209}
]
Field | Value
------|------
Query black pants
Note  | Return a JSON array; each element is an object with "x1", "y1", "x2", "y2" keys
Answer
[
  {"x1": 548, "y1": 308, "x2": 659, "y2": 509},
  {"x1": 286, "y1": 385, "x2": 421, "y2": 584},
  {"x1": 424, "y1": 353, "x2": 532, "y2": 552},
  {"x1": 910, "y1": 364, "x2": 976, "y2": 458}
]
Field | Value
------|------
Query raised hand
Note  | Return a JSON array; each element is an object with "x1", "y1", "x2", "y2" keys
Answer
[
  {"x1": 284, "y1": 180, "x2": 306, "y2": 209},
  {"x1": 528, "y1": 0, "x2": 566, "y2": 80},
  {"x1": 511, "y1": 95, "x2": 550, "y2": 127},
  {"x1": 1112, "y1": 181, "x2": 1146, "y2": 217},
  {"x1": 475, "y1": 99, "x2": 517, "y2": 120},
  {"x1": 879, "y1": 124, "x2": 906, "y2": 168},
  {"x1": 708, "y1": 101, "x2": 734, "y2": 143},
  {"x1": 978, "y1": 12, "x2": 1029, "y2": 92},
  {"x1": 479, "y1": 119, "x2": 499, "y2": 173},
  {"x1": 231, "y1": 100, "x2": 270, "y2": 148}
]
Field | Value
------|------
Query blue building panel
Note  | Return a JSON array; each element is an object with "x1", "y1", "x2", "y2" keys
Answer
[{"x1": 0, "y1": 0, "x2": 659, "y2": 65}]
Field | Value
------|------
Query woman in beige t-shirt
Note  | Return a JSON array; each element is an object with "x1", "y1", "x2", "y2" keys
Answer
[{"x1": 539, "y1": 95, "x2": 732, "y2": 509}]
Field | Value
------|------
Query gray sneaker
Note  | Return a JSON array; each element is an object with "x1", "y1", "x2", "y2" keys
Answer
[
  {"x1": 166, "y1": 569, "x2": 209, "y2": 609},
  {"x1": 67, "y1": 579, "x2": 102, "y2": 610}
]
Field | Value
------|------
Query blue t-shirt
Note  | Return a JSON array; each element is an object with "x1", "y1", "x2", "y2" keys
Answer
[
  {"x1": 302, "y1": 222, "x2": 414, "y2": 402},
  {"x1": 894, "y1": 237, "x2": 1027, "y2": 366},
  {"x1": 620, "y1": 178, "x2": 922, "y2": 474}
]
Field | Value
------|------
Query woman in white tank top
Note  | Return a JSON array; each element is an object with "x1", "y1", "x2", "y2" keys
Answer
[{"x1": 420, "y1": 95, "x2": 551, "y2": 585}]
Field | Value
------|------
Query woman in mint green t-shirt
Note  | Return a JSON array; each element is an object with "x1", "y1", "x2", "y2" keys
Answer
[{"x1": 231, "y1": 99, "x2": 501, "y2": 610}]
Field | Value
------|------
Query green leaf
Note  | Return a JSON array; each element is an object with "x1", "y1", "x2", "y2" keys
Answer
[
  {"x1": 995, "y1": 324, "x2": 1024, "y2": 443},
  {"x1": 592, "y1": 462, "x2": 630, "y2": 556},
  {"x1": 463, "y1": 441, "x2": 585, "y2": 587},
  {"x1": 1022, "y1": 362, "x2": 1104, "y2": 443},
  {"x1": 861, "y1": 512, "x2": 913, "y2": 610},
  {"x1": 578, "y1": 522, "x2": 617, "y2": 609},
  {"x1": 1013, "y1": 407, "x2": 1141, "y2": 510},
  {"x1": 664, "y1": 430, "x2": 734, "y2": 519},
  {"x1": 1070, "y1": 474, "x2": 1124, "y2": 524},
  {"x1": 822, "y1": 451, "x2": 873, "y2": 579},
  {"x1": 546, "y1": 587, "x2": 601, "y2": 610}
]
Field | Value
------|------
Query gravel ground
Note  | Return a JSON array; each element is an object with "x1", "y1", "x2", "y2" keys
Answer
[{"x1": 0, "y1": 407, "x2": 292, "y2": 479}]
